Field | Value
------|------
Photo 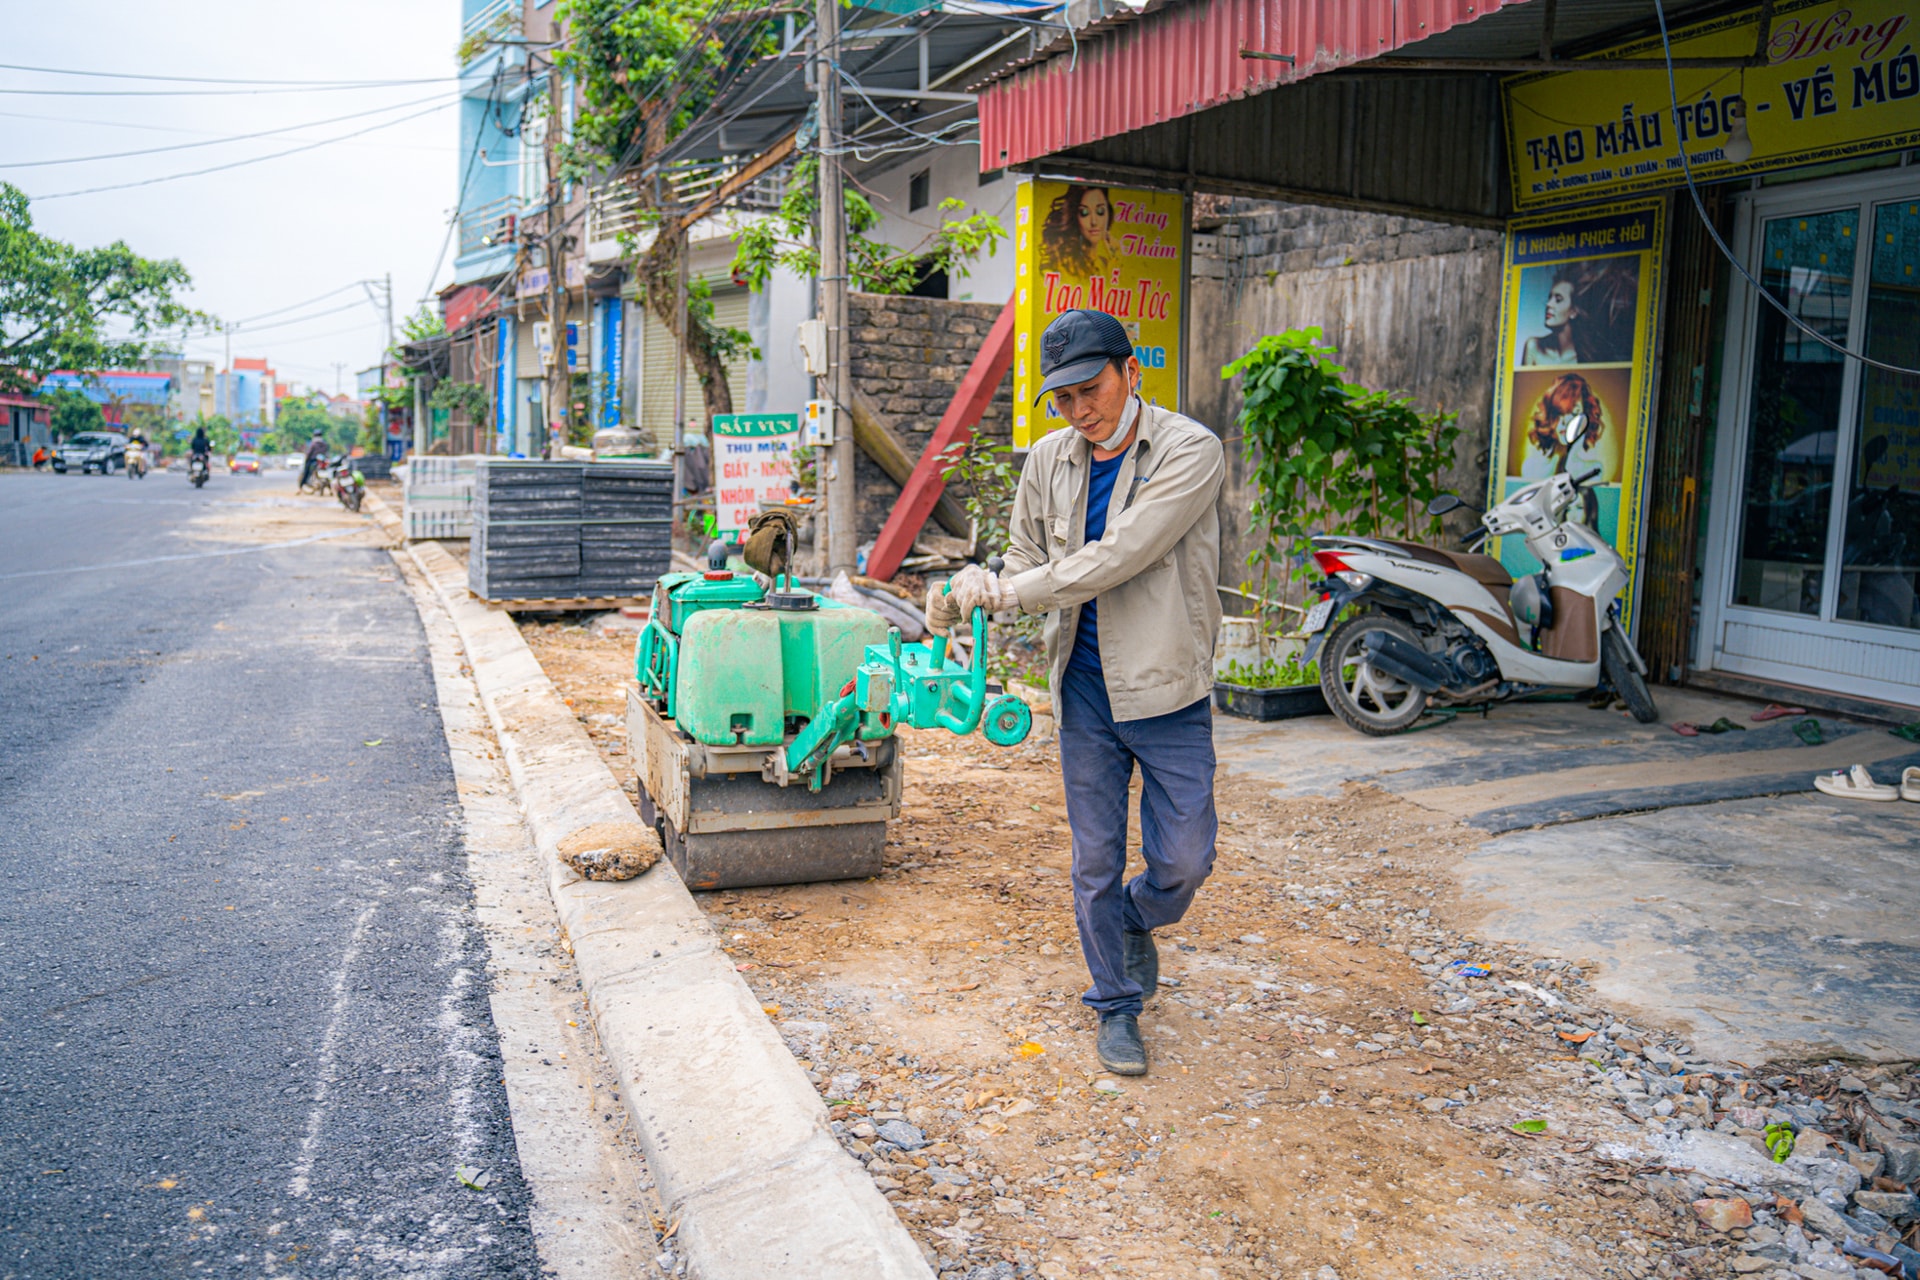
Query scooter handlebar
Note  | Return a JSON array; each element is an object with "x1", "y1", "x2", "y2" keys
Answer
[{"x1": 1572, "y1": 467, "x2": 1603, "y2": 487}]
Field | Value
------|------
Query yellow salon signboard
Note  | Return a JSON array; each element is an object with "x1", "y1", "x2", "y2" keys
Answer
[
  {"x1": 1505, "y1": 0, "x2": 1919, "y2": 211},
  {"x1": 1488, "y1": 198, "x2": 1666, "y2": 631},
  {"x1": 1012, "y1": 180, "x2": 1185, "y2": 447}
]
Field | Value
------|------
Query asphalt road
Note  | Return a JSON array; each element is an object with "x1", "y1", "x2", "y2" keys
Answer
[{"x1": 0, "y1": 469, "x2": 541, "y2": 1278}]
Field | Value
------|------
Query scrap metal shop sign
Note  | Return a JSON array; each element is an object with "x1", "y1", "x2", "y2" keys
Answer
[
  {"x1": 1011, "y1": 179, "x2": 1185, "y2": 448},
  {"x1": 711, "y1": 412, "x2": 798, "y2": 537},
  {"x1": 1504, "y1": 0, "x2": 1919, "y2": 210}
]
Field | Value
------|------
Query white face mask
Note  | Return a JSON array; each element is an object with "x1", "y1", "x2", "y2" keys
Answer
[{"x1": 1089, "y1": 388, "x2": 1140, "y2": 450}]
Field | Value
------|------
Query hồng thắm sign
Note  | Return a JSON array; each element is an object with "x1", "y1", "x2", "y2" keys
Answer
[
  {"x1": 1487, "y1": 197, "x2": 1666, "y2": 634},
  {"x1": 712, "y1": 413, "x2": 799, "y2": 537},
  {"x1": 1011, "y1": 180, "x2": 1185, "y2": 448},
  {"x1": 1505, "y1": 0, "x2": 1919, "y2": 211}
]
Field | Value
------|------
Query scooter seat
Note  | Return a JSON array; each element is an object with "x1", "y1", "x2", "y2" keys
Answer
[
  {"x1": 1375, "y1": 540, "x2": 1513, "y2": 591},
  {"x1": 1434, "y1": 550, "x2": 1513, "y2": 591}
]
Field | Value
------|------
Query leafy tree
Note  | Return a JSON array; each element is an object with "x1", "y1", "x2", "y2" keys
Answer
[
  {"x1": 45, "y1": 387, "x2": 104, "y2": 439},
  {"x1": 429, "y1": 379, "x2": 488, "y2": 422},
  {"x1": 732, "y1": 156, "x2": 1005, "y2": 296},
  {"x1": 556, "y1": 0, "x2": 775, "y2": 422},
  {"x1": 1221, "y1": 327, "x2": 1461, "y2": 619},
  {"x1": 0, "y1": 182, "x2": 202, "y2": 394},
  {"x1": 270, "y1": 394, "x2": 355, "y2": 455}
]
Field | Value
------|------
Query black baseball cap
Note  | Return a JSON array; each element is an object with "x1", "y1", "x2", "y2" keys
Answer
[{"x1": 1035, "y1": 309, "x2": 1133, "y2": 402}]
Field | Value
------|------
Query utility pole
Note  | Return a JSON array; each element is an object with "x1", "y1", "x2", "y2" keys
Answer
[
  {"x1": 542, "y1": 60, "x2": 567, "y2": 461},
  {"x1": 815, "y1": 0, "x2": 854, "y2": 573},
  {"x1": 671, "y1": 230, "x2": 689, "y2": 502},
  {"x1": 384, "y1": 272, "x2": 395, "y2": 456},
  {"x1": 222, "y1": 323, "x2": 231, "y2": 420}
]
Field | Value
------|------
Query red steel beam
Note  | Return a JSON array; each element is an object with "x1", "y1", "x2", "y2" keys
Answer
[{"x1": 866, "y1": 300, "x2": 1015, "y2": 582}]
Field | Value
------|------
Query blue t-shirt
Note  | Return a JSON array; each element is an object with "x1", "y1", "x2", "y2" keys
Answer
[{"x1": 1066, "y1": 449, "x2": 1130, "y2": 676}]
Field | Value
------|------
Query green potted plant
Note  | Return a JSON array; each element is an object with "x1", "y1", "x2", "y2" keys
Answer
[
  {"x1": 1213, "y1": 649, "x2": 1327, "y2": 720},
  {"x1": 1212, "y1": 328, "x2": 1459, "y2": 721}
]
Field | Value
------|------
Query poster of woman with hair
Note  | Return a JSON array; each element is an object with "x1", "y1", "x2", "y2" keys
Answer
[
  {"x1": 1488, "y1": 198, "x2": 1665, "y2": 629},
  {"x1": 1011, "y1": 180, "x2": 1186, "y2": 446}
]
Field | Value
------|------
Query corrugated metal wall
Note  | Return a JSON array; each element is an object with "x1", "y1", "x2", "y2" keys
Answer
[
  {"x1": 979, "y1": 0, "x2": 1522, "y2": 175},
  {"x1": 1050, "y1": 70, "x2": 1508, "y2": 223}
]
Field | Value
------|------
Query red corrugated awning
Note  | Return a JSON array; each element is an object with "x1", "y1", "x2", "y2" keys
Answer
[{"x1": 978, "y1": 0, "x2": 1522, "y2": 172}]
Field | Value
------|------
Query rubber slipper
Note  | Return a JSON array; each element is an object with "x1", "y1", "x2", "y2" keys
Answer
[
  {"x1": 1792, "y1": 718, "x2": 1827, "y2": 746},
  {"x1": 1891, "y1": 722, "x2": 1920, "y2": 744},
  {"x1": 1814, "y1": 765, "x2": 1898, "y2": 802},
  {"x1": 1672, "y1": 722, "x2": 1700, "y2": 737},
  {"x1": 1902, "y1": 767, "x2": 1920, "y2": 803},
  {"x1": 1751, "y1": 704, "x2": 1809, "y2": 722},
  {"x1": 1707, "y1": 717, "x2": 1746, "y2": 734}
]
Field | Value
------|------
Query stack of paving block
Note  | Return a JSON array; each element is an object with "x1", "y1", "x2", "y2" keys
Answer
[
  {"x1": 470, "y1": 458, "x2": 673, "y2": 602},
  {"x1": 402, "y1": 454, "x2": 480, "y2": 540}
]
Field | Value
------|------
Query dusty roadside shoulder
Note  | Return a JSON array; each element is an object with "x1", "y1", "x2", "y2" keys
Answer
[{"x1": 403, "y1": 537, "x2": 934, "y2": 1280}]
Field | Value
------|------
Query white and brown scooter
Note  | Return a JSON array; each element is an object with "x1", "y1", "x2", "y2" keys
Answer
[{"x1": 1298, "y1": 414, "x2": 1656, "y2": 736}]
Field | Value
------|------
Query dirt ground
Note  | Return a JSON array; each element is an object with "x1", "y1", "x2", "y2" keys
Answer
[{"x1": 518, "y1": 615, "x2": 1917, "y2": 1280}]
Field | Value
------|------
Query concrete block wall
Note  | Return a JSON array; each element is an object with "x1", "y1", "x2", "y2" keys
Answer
[
  {"x1": 846, "y1": 294, "x2": 1013, "y2": 549},
  {"x1": 1188, "y1": 199, "x2": 1504, "y2": 603}
]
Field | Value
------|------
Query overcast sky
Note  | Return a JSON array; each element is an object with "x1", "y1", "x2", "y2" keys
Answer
[{"x1": 2, "y1": 0, "x2": 460, "y2": 395}]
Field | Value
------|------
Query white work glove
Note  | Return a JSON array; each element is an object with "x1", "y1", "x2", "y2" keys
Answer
[
  {"x1": 948, "y1": 563, "x2": 1021, "y2": 618},
  {"x1": 924, "y1": 583, "x2": 962, "y2": 637}
]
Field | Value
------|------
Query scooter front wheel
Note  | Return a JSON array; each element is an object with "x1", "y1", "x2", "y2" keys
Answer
[
  {"x1": 1600, "y1": 625, "x2": 1658, "y2": 724},
  {"x1": 1319, "y1": 613, "x2": 1431, "y2": 736}
]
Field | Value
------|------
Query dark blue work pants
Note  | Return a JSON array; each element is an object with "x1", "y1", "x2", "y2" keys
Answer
[{"x1": 1057, "y1": 665, "x2": 1217, "y2": 1018}]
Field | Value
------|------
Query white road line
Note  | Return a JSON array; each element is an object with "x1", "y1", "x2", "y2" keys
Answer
[
  {"x1": 393, "y1": 548, "x2": 659, "y2": 1280},
  {"x1": 287, "y1": 901, "x2": 378, "y2": 1200}
]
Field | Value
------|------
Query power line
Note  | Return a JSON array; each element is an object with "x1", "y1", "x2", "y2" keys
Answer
[
  {"x1": 0, "y1": 91, "x2": 452, "y2": 169},
  {"x1": 225, "y1": 282, "x2": 374, "y2": 326},
  {"x1": 416, "y1": 77, "x2": 497, "y2": 308},
  {"x1": 0, "y1": 78, "x2": 456, "y2": 98},
  {"x1": 0, "y1": 61, "x2": 456, "y2": 87},
  {"x1": 1652, "y1": 0, "x2": 1920, "y2": 378},
  {"x1": 29, "y1": 99, "x2": 454, "y2": 200},
  {"x1": 233, "y1": 299, "x2": 374, "y2": 335}
]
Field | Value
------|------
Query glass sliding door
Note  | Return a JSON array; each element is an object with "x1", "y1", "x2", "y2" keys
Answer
[
  {"x1": 1835, "y1": 198, "x2": 1920, "y2": 632},
  {"x1": 1730, "y1": 209, "x2": 1857, "y2": 616},
  {"x1": 1702, "y1": 168, "x2": 1920, "y2": 707}
]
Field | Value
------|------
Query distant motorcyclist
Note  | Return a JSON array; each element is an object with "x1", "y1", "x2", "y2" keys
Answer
[
  {"x1": 189, "y1": 425, "x2": 211, "y2": 461},
  {"x1": 298, "y1": 431, "x2": 327, "y2": 491}
]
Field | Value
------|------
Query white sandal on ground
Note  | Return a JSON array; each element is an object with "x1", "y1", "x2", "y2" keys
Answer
[
  {"x1": 1902, "y1": 766, "x2": 1920, "y2": 802},
  {"x1": 1814, "y1": 764, "x2": 1899, "y2": 802}
]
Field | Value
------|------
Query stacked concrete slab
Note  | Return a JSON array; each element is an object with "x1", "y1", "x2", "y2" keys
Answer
[
  {"x1": 402, "y1": 454, "x2": 481, "y2": 540},
  {"x1": 471, "y1": 459, "x2": 673, "y2": 602}
]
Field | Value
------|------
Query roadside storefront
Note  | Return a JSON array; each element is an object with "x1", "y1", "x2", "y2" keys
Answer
[
  {"x1": 975, "y1": 0, "x2": 1919, "y2": 712},
  {"x1": 3, "y1": 391, "x2": 52, "y2": 467}
]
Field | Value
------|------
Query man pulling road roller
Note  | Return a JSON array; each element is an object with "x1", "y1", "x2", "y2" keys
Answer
[{"x1": 928, "y1": 308, "x2": 1226, "y2": 1077}]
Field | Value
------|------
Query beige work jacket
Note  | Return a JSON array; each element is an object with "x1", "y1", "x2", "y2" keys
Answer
[{"x1": 1004, "y1": 400, "x2": 1225, "y2": 721}]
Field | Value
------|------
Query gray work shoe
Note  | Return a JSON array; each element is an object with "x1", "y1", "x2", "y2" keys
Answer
[
  {"x1": 1124, "y1": 928, "x2": 1158, "y2": 1001},
  {"x1": 1096, "y1": 1013, "x2": 1148, "y2": 1076}
]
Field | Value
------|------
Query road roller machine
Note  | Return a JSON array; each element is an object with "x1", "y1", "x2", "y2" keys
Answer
[{"x1": 628, "y1": 567, "x2": 1032, "y2": 889}]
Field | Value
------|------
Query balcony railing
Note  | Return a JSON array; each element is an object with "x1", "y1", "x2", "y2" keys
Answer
[
  {"x1": 460, "y1": 0, "x2": 517, "y2": 64},
  {"x1": 585, "y1": 160, "x2": 792, "y2": 261},
  {"x1": 458, "y1": 194, "x2": 520, "y2": 259},
  {"x1": 462, "y1": 0, "x2": 514, "y2": 40}
]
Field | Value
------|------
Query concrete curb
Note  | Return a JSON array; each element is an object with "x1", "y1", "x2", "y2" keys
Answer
[
  {"x1": 362, "y1": 490, "x2": 406, "y2": 543},
  {"x1": 405, "y1": 538, "x2": 932, "y2": 1280}
]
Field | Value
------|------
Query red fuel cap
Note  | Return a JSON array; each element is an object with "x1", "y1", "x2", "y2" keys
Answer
[{"x1": 703, "y1": 570, "x2": 734, "y2": 580}]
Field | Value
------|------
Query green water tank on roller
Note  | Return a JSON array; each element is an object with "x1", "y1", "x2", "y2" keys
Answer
[{"x1": 674, "y1": 602, "x2": 892, "y2": 747}]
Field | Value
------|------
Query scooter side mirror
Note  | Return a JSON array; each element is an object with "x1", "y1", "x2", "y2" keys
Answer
[
  {"x1": 1426, "y1": 493, "x2": 1466, "y2": 516},
  {"x1": 1558, "y1": 412, "x2": 1587, "y2": 447}
]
